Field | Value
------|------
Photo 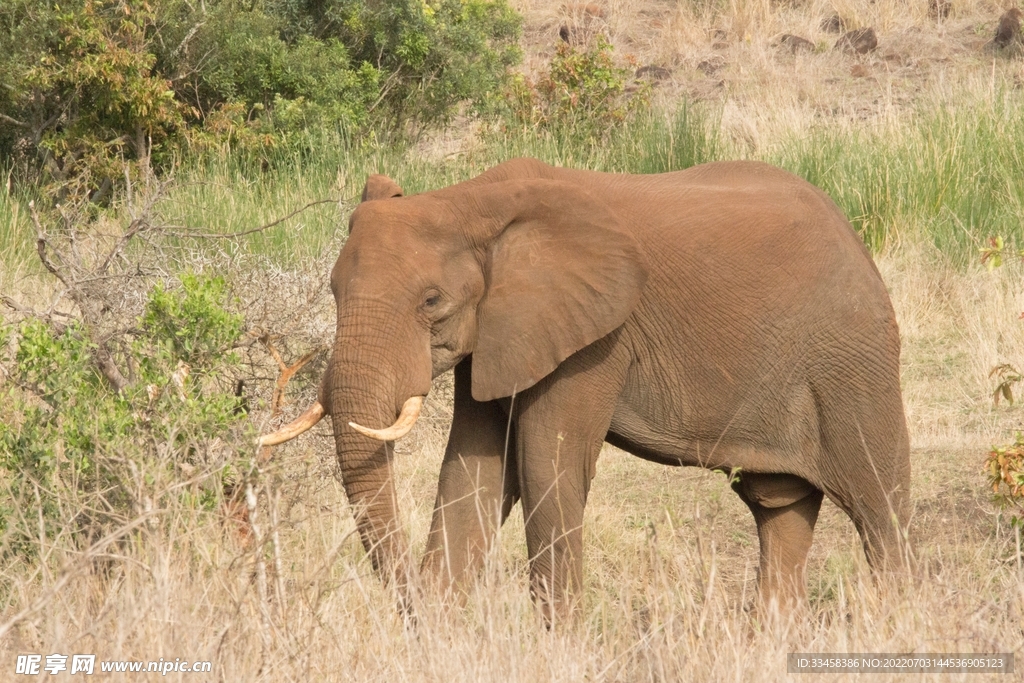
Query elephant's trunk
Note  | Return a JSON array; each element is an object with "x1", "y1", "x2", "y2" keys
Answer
[
  {"x1": 331, "y1": 380, "x2": 415, "y2": 607},
  {"x1": 334, "y1": 416, "x2": 409, "y2": 580},
  {"x1": 326, "y1": 306, "x2": 432, "y2": 608}
]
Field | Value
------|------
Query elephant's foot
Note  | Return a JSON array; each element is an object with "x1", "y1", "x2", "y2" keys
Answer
[
  {"x1": 529, "y1": 571, "x2": 583, "y2": 629},
  {"x1": 418, "y1": 544, "x2": 466, "y2": 606},
  {"x1": 855, "y1": 502, "x2": 914, "y2": 583},
  {"x1": 850, "y1": 480, "x2": 912, "y2": 575},
  {"x1": 419, "y1": 531, "x2": 496, "y2": 612}
]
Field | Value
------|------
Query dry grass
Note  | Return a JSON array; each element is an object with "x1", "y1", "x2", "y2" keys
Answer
[
  {"x1": 515, "y1": 0, "x2": 1024, "y2": 153},
  {"x1": 1, "y1": 246, "x2": 1023, "y2": 681},
  {"x1": 884, "y1": 245, "x2": 1024, "y2": 448}
]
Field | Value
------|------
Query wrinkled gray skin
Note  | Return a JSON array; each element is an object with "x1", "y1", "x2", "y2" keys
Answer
[{"x1": 315, "y1": 158, "x2": 909, "y2": 620}]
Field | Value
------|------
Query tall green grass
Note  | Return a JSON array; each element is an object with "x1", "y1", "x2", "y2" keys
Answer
[
  {"x1": 2, "y1": 95, "x2": 1022, "y2": 277},
  {"x1": 156, "y1": 106, "x2": 722, "y2": 265},
  {"x1": 162, "y1": 95, "x2": 1023, "y2": 266},
  {"x1": 488, "y1": 104, "x2": 722, "y2": 175},
  {"x1": 772, "y1": 96, "x2": 1024, "y2": 258}
]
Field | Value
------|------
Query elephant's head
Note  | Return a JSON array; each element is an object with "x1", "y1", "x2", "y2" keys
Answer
[{"x1": 259, "y1": 163, "x2": 648, "y2": 592}]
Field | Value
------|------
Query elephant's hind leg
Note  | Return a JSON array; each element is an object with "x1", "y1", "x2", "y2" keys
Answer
[
  {"x1": 733, "y1": 472, "x2": 824, "y2": 613},
  {"x1": 816, "y1": 381, "x2": 912, "y2": 576},
  {"x1": 850, "y1": 439, "x2": 912, "y2": 577},
  {"x1": 813, "y1": 325, "x2": 912, "y2": 576}
]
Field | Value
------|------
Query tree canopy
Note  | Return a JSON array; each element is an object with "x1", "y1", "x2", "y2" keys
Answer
[{"x1": 0, "y1": 0, "x2": 521, "y2": 192}]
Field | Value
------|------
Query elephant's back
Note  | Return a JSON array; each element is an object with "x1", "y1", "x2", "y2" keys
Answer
[
  {"x1": 610, "y1": 162, "x2": 888, "y2": 315},
  {"x1": 466, "y1": 157, "x2": 896, "y2": 343},
  {"x1": 611, "y1": 160, "x2": 900, "y2": 433}
]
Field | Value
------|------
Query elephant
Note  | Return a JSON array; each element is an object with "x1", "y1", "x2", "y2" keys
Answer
[{"x1": 259, "y1": 157, "x2": 911, "y2": 619}]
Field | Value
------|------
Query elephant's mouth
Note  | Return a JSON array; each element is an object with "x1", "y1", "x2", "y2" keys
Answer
[{"x1": 258, "y1": 395, "x2": 424, "y2": 446}]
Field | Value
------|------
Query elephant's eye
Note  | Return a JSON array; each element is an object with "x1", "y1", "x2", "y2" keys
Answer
[{"x1": 423, "y1": 294, "x2": 441, "y2": 309}]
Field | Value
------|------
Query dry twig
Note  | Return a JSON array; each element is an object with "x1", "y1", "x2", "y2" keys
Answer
[{"x1": 167, "y1": 199, "x2": 339, "y2": 240}]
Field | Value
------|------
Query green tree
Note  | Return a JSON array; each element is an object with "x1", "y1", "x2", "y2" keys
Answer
[
  {"x1": 0, "y1": 0, "x2": 522, "y2": 189},
  {"x1": 0, "y1": 0, "x2": 183, "y2": 195}
]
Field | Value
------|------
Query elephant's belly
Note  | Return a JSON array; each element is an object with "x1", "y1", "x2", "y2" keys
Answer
[
  {"x1": 606, "y1": 401, "x2": 814, "y2": 474},
  {"x1": 603, "y1": 427, "x2": 693, "y2": 467}
]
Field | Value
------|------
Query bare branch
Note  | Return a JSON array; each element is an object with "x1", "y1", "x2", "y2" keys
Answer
[
  {"x1": 29, "y1": 201, "x2": 72, "y2": 290},
  {"x1": 257, "y1": 341, "x2": 324, "y2": 464},
  {"x1": 74, "y1": 271, "x2": 150, "y2": 286},
  {"x1": 1, "y1": 294, "x2": 35, "y2": 316},
  {"x1": 97, "y1": 218, "x2": 147, "y2": 274},
  {"x1": 172, "y1": 21, "x2": 205, "y2": 59},
  {"x1": 0, "y1": 113, "x2": 28, "y2": 128},
  {"x1": 169, "y1": 199, "x2": 339, "y2": 239},
  {"x1": 86, "y1": 341, "x2": 129, "y2": 393},
  {"x1": 366, "y1": 69, "x2": 405, "y2": 115},
  {"x1": 0, "y1": 295, "x2": 73, "y2": 333},
  {"x1": 89, "y1": 175, "x2": 174, "y2": 275},
  {"x1": 32, "y1": 111, "x2": 63, "y2": 147}
]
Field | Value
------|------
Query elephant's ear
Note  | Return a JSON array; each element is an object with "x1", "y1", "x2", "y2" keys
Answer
[
  {"x1": 470, "y1": 180, "x2": 648, "y2": 402},
  {"x1": 360, "y1": 174, "x2": 404, "y2": 201}
]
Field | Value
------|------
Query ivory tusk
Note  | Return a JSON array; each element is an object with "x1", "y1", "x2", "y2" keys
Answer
[
  {"x1": 348, "y1": 396, "x2": 424, "y2": 441},
  {"x1": 258, "y1": 401, "x2": 325, "y2": 447}
]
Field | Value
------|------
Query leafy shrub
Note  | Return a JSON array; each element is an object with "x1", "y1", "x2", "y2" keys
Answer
[
  {"x1": 0, "y1": 0, "x2": 523, "y2": 188},
  {"x1": 0, "y1": 274, "x2": 248, "y2": 556},
  {"x1": 264, "y1": 0, "x2": 522, "y2": 129},
  {"x1": 990, "y1": 363, "x2": 1024, "y2": 406},
  {"x1": 141, "y1": 274, "x2": 244, "y2": 369},
  {"x1": 985, "y1": 435, "x2": 1024, "y2": 526},
  {"x1": 0, "y1": 0, "x2": 184, "y2": 196},
  {"x1": 500, "y1": 36, "x2": 649, "y2": 139}
]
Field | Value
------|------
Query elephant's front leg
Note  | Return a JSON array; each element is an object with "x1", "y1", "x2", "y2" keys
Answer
[
  {"x1": 421, "y1": 358, "x2": 519, "y2": 595},
  {"x1": 515, "y1": 341, "x2": 628, "y2": 624}
]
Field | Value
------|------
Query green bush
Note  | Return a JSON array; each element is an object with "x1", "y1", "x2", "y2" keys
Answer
[
  {"x1": 500, "y1": 36, "x2": 648, "y2": 140},
  {"x1": 0, "y1": 0, "x2": 522, "y2": 189},
  {"x1": 0, "y1": 274, "x2": 248, "y2": 556},
  {"x1": 164, "y1": 2, "x2": 380, "y2": 143},
  {"x1": 264, "y1": 0, "x2": 522, "y2": 129},
  {"x1": 141, "y1": 274, "x2": 244, "y2": 369},
  {"x1": 0, "y1": 0, "x2": 184, "y2": 196}
]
